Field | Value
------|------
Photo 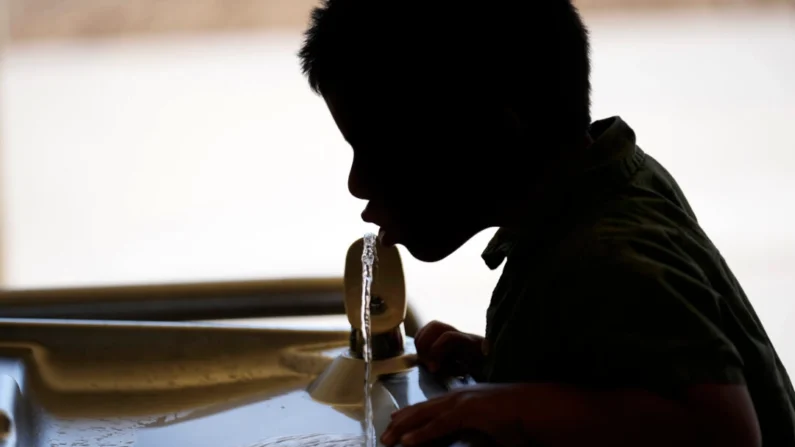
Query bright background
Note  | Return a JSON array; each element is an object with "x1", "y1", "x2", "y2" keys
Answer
[{"x1": 1, "y1": 4, "x2": 794, "y2": 368}]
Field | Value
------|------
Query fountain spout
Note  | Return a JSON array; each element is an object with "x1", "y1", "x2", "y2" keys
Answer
[
  {"x1": 343, "y1": 236, "x2": 407, "y2": 361},
  {"x1": 307, "y1": 236, "x2": 415, "y2": 406}
]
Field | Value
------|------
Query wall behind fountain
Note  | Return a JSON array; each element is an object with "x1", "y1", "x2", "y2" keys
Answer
[{"x1": 2, "y1": 5, "x2": 794, "y2": 369}]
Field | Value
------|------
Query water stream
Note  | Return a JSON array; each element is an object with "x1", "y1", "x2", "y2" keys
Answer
[{"x1": 360, "y1": 233, "x2": 377, "y2": 447}]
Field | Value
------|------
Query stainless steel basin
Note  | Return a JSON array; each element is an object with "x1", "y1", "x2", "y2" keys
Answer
[{"x1": 0, "y1": 318, "x2": 480, "y2": 447}]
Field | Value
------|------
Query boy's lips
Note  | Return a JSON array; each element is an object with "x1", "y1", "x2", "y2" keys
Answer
[
  {"x1": 362, "y1": 203, "x2": 397, "y2": 246},
  {"x1": 361, "y1": 202, "x2": 382, "y2": 225}
]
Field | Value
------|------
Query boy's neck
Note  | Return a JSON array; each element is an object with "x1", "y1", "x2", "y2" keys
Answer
[{"x1": 494, "y1": 131, "x2": 594, "y2": 230}]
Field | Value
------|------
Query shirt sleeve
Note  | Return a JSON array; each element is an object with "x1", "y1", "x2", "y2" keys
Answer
[{"x1": 496, "y1": 240, "x2": 746, "y2": 392}]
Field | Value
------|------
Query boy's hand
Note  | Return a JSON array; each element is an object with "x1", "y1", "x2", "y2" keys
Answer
[
  {"x1": 381, "y1": 383, "x2": 529, "y2": 446},
  {"x1": 414, "y1": 321, "x2": 485, "y2": 377},
  {"x1": 381, "y1": 382, "x2": 761, "y2": 447}
]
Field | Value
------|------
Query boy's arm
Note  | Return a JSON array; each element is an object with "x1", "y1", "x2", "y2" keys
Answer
[
  {"x1": 385, "y1": 378, "x2": 758, "y2": 447},
  {"x1": 510, "y1": 246, "x2": 761, "y2": 447},
  {"x1": 385, "y1": 243, "x2": 763, "y2": 447},
  {"x1": 467, "y1": 229, "x2": 767, "y2": 445},
  {"x1": 516, "y1": 381, "x2": 759, "y2": 447}
]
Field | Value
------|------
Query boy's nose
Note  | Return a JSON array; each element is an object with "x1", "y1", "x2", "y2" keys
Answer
[
  {"x1": 348, "y1": 154, "x2": 381, "y2": 201},
  {"x1": 347, "y1": 169, "x2": 369, "y2": 201}
]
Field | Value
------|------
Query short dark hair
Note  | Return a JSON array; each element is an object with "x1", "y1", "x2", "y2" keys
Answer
[{"x1": 299, "y1": 0, "x2": 591, "y2": 139}]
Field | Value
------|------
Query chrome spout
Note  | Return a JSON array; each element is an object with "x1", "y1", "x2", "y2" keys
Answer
[
  {"x1": 343, "y1": 236, "x2": 407, "y2": 360},
  {"x1": 307, "y1": 236, "x2": 412, "y2": 405},
  {"x1": 349, "y1": 325, "x2": 405, "y2": 361}
]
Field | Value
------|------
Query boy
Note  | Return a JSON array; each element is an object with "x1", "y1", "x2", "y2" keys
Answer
[{"x1": 299, "y1": 0, "x2": 795, "y2": 446}]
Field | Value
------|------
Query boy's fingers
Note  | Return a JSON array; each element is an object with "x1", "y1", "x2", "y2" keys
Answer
[
  {"x1": 413, "y1": 323, "x2": 430, "y2": 345},
  {"x1": 383, "y1": 398, "x2": 450, "y2": 446},
  {"x1": 428, "y1": 332, "x2": 465, "y2": 358},
  {"x1": 427, "y1": 332, "x2": 478, "y2": 372},
  {"x1": 414, "y1": 321, "x2": 456, "y2": 359},
  {"x1": 390, "y1": 394, "x2": 450, "y2": 424},
  {"x1": 400, "y1": 412, "x2": 462, "y2": 447}
]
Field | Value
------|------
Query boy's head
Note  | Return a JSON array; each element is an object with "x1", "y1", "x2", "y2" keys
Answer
[{"x1": 299, "y1": 0, "x2": 591, "y2": 262}]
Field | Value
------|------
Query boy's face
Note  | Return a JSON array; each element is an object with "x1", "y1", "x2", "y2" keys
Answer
[{"x1": 322, "y1": 84, "x2": 510, "y2": 262}]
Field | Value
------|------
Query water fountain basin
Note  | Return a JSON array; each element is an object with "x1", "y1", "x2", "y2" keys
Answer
[{"x1": 0, "y1": 318, "x2": 479, "y2": 447}]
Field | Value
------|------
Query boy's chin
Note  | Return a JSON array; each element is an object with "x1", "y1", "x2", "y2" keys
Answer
[
  {"x1": 400, "y1": 234, "x2": 470, "y2": 264},
  {"x1": 404, "y1": 244, "x2": 455, "y2": 263},
  {"x1": 380, "y1": 221, "x2": 482, "y2": 263}
]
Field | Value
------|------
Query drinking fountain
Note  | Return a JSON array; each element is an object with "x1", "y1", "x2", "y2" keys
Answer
[
  {"x1": 306, "y1": 236, "x2": 490, "y2": 447},
  {"x1": 0, "y1": 235, "x2": 489, "y2": 447},
  {"x1": 308, "y1": 236, "x2": 418, "y2": 405}
]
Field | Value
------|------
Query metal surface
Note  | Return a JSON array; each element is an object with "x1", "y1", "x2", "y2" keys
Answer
[
  {"x1": 349, "y1": 326, "x2": 405, "y2": 361},
  {"x1": 0, "y1": 278, "x2": 345, "y2": 321},
  {"x1": 0, "y1": 278, "x2": 423, "y2": 337},
  {"x1": 0, "y1": 318, "x2": 480, "y2": 447}
]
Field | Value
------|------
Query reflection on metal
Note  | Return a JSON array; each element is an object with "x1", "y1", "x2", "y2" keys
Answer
[
  {"x1": 0, "y1": 277, "x2": 422, "y2": 337},
  {"x1": 0, "y1": 318, "x2": 479, "y2": 446},
  {"x1": 0, "y1": 278, "x2": 345, "y2": 321},
  {"x1": 349, "y1": 327, "x2": 405, "y2": 361},
  {"x1": 306, "y1": 344, "x2": 418, "y2": 406}
]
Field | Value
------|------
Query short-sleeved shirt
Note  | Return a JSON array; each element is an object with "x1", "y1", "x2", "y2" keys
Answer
[{"x1": 481, "y1": 117, "x2": 795, "y2": 444}]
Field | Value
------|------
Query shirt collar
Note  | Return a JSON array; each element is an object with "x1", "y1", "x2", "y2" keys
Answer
[{"x1": 481, "y1": 116, "x2": 643, "y2": 270}]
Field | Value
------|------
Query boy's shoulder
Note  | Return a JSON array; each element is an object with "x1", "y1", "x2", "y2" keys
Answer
[
  {"x1": 485, "y1": 149, "x2": 715, "y2": 283},
  {"x1": 483, "y1": 149, "x2": 743, "y2": 384},
  {"x1": 584, "y1": 148, "x2": 720, "y2": 279},
  {"x1": 484, "y1": 116, "x2": 707, "y2": 273},
  {"x1": 482, "y1": 125, "x2": 734, "y2": 368}
]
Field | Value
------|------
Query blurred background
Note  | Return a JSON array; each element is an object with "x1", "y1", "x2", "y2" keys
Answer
[{"x1": 0, "y1": 1, "x2": 793, "y2": 367}]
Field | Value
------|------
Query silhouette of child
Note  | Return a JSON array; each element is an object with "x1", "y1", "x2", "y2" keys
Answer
[{"x1": 299, "y1": 1, "x2": 794, "y2": 446}]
